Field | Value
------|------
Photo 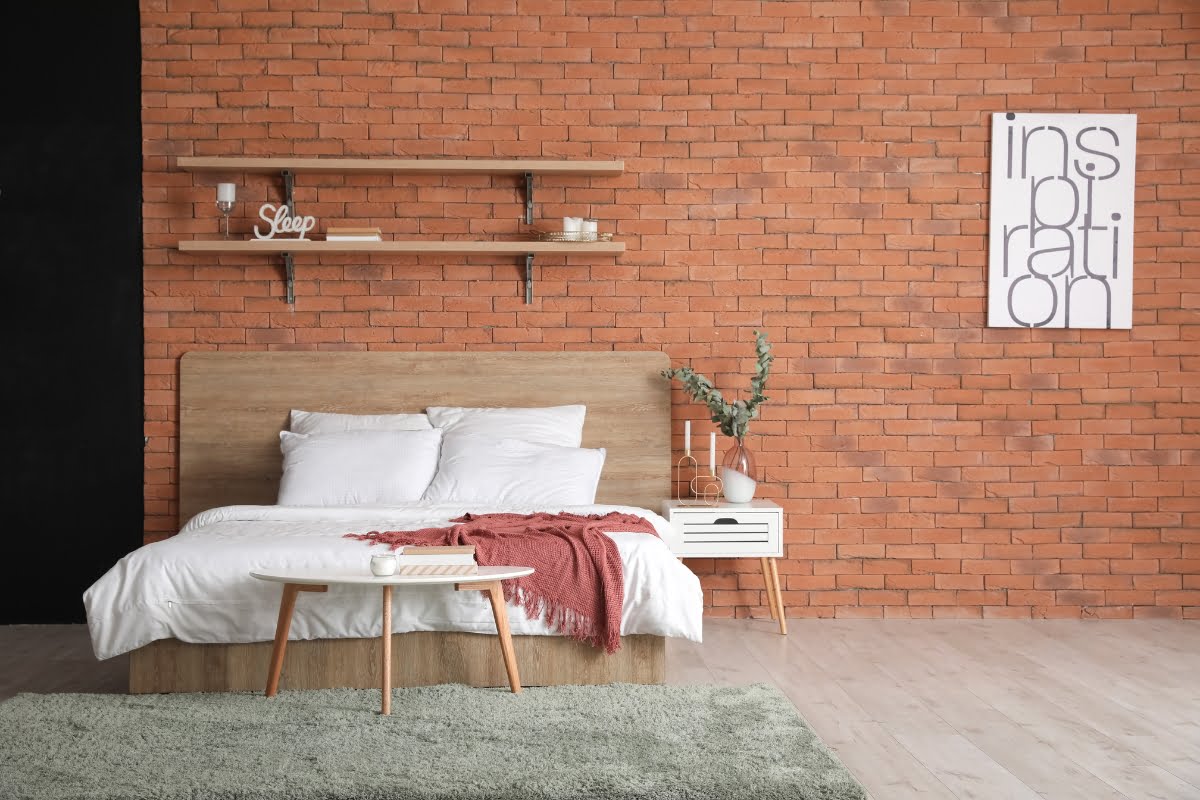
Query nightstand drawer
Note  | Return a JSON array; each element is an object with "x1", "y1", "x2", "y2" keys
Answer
[
  {"x1": 663, "y1": 503, "x2": 783, "y2": 558},
  {"x1": 681, "y1": 514, "x2": 772, "y2": 544}
]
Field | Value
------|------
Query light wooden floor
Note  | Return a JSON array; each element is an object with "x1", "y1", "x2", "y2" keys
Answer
[
  {"x1": 670, "y1": 619, "x2": 1200, "y2": 800},
  {"x1": 2, "y1": 621, "x2": 1197, "y2": 799}
]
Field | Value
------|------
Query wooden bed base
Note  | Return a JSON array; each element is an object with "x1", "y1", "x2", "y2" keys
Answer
[{"x1": 129, "y1": 633, "x2": 666, "y2": 694}]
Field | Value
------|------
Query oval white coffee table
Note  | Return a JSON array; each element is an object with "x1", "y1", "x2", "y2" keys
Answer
[{"x1": 251, "y1": 566, "x2": 535, "y2": 715}]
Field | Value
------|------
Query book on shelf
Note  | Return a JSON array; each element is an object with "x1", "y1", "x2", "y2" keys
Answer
[
  {"x1": 396, "y1": 544, "x2": 478, "y2": 575},
  {"x1": 326, "y1": 226, "x2": 382, "y2": 235},
  {"x1": 324, "y1": 226, "x2": 383, "y2": 242}
]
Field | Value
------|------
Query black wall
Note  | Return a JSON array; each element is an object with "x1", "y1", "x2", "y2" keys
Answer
[{"x1": 0, "y1": 5, "x2": 142, "y2": 623}]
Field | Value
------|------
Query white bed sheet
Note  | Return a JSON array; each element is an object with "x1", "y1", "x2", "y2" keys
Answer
[{"x1": 84, "y1": 504, "x2": 703, "y2": 660}]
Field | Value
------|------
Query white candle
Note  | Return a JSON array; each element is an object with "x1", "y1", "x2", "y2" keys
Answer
[
  {"x1": 684, "y1": 420, "x2": 691, "y2": 456},
  {"x1": 217, "y1": 183, "x2": 236, "y2": 203},
  {"x1": 370, "y1": 553, "x2": 397, "y2": 577},
  {"x1": 582, "y1": 218, "x2": 598, "y2": 234},
  {"x1": 563, "y1": 216, "x2": 581, "y2": 232},
  {"x1": 709, "y1": 432, "x2": 716, "y2": 474}
]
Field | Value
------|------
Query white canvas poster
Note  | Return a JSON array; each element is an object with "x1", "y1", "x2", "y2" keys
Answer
[{"x1": 988, "y1": 112, "x2": 1137, "y2": 329}]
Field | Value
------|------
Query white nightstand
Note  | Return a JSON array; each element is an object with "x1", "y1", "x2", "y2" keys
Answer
[{"x1": 661, "y1": 498, "x2": 786, "y2": 635}]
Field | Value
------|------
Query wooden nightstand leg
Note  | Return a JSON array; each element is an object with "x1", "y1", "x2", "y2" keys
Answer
[
  {"x1": 381, "y1": 584, "x2": 393, "y2": 715},
  {"x1": 760, "y1": 558, "x2": 777, "y2": 621},
  {"x1": 265, "y1": 583, "x2": 327, "y2": 697},
  {"x1": 769, "y1": 558, "x2": 787, "y2": 636}
]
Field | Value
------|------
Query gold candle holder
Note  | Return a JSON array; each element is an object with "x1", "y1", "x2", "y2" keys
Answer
[
  {"x1": 689, "y1": 473, "x2": 724, "y2": 506},
  {"x1": 674, "y1": 454, "x2": 698, "y2": 502}
]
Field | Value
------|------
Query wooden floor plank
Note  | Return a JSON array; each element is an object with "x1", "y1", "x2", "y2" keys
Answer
[
  {"x1": 940, "y1": 639, "x2": 1200, "y2": 800},
  {"x1": 663, "y1": 636, "x2": 715, "y2": 685},
  {"x1": 1010, "y1": 624, "x2": 1198, "y2": 725},
  {"x1": 887, "y1": 732, "x2": 1043, "y2": 800},
  {"x1": 942, "y1": 622, "x2": 1200, "y2": 790},
  {"x1": 867, "y1": 629, "x2": 1129, "y2": 800}
]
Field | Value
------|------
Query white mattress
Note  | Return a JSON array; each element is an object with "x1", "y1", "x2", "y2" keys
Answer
[{"x1": 84, "y1": 504, "x2": 704, "y2": 660}]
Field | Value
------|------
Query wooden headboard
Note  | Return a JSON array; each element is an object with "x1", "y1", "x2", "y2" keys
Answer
[{"x1": 179, "y1": 351, "x2": 671, "y2": 524}]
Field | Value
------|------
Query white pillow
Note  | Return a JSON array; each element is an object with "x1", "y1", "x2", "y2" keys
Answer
[
  {"x1": 422, "y1": 435, "x2": 605, "y2": 506},
  {"x1": 277, "y1": 429, "x2": 443, "y2": 506},
  {"x1": 425, "y1": 405, "x2": 586, "y2": 447},
  {"x1": 290, "y1": 409, "x2": 432, "y2": 435}
]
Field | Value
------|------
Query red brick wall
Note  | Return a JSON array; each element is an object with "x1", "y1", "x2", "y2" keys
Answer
[{"x1": 142, "y1": 0, "x2": 1199, "y2": 619}]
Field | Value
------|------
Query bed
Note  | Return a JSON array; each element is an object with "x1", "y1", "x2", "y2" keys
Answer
[{"x1": 87, "y1": 351, "x2": 702, "y2": 693}]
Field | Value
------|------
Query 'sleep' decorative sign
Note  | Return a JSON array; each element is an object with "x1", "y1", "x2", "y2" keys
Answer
[
  {"x1": 987, "y1": 112, "x2": 1137, "y2": 329},
  {"x1": 253, "y1": 203, "x2": 316, "y2": 241}
]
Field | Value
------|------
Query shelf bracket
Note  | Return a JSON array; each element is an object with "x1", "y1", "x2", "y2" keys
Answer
[
  {"x1": 523, "y1": 171, "x2": 534, "y2": 225},
  {"x1": 283, "y1": 252, "x2": 295, "y2": 305},
  {"x1": 282, "y1": 169, "x2": 296, "y2": 216},
  {"x1": 524, "y1": 253, "x2": 535, "y2": 304}
]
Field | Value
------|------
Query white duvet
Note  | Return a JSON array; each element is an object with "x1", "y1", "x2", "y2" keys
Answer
[{"x1": 84, "y1": 504, "x2": 703, "y2": 660}]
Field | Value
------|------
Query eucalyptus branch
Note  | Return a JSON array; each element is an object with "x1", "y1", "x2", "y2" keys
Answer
[{"x1": 662, "y1": 330, "x2": 773, "y2": 439}]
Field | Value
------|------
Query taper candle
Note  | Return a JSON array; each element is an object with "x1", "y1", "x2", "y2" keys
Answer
[
  {"x1": 684, "y1": 420, "x2": 691, "y2": 456},
  {"x1": 709, "y1": 431, "x2": 716, "y2": 474}
]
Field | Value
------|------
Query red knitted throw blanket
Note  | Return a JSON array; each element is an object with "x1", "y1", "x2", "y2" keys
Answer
[{"x1": 344, "y1": 512, "x2": 658, "y2": 654}]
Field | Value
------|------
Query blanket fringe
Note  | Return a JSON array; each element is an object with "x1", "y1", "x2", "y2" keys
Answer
[{"x1": 509, "y1": 583, "x2": 619, "y2": 654}]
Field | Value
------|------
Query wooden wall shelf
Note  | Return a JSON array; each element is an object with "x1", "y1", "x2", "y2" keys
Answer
[
  {"x1": 178, "y1": 240, "x2": 624, "y2": 256},
  {"x1": 177, "y1": 157, "x2": 624, "y2": 176},
  {"x1": 177, "y1": 156, "x2": 625, "y2": 304},
  {"x1": 177, "y1": 239, "x2": 624, "y2": 304}
]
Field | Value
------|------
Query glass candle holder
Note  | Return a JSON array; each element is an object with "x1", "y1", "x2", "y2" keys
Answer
[
  {"x1": 370, "y1": 553, "x2": 398, "y2": 577},
  {"x1": 216, "y1": 183, "x2": 236, "y2": 239}
]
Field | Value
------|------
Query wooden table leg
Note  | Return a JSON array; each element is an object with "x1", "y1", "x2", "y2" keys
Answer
[
  {"x1": 381, "y1": 584, "x2": 393, "y2": 715},
  {"x1": 760, "y1": 557, "x2": 778, "y2": 621},
  {"x1": 456, "y1": 580, "x2": 523, "y2": 693},
  {"x1": 483, "y1": 581, "x2": 522, "y2": 693},
  {"x1": 265, "y1": 583, "x2": 327, "y2": 697},
  {"x1": 265, "y1": 585, "x2": 326, "y2": 695},
  {"x1": 769, "y1": 558, "x2": 787, "y2": 636},
  {"x1": 265, "y1": 584, "x2": 300, "y2": 697}
]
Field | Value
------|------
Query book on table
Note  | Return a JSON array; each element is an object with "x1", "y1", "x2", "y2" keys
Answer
[{"x1": 396, "y1": 545, "x2": 478, "y2": 576}]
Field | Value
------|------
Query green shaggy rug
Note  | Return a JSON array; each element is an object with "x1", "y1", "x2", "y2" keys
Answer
[{"x1": 0, "y1": 683, "x2": 866, "y2": 800}]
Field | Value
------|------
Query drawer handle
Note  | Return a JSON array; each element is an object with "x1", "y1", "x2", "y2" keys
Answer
[{"x1": 713, "y1": 517, "x2": 739, "y2": 525}]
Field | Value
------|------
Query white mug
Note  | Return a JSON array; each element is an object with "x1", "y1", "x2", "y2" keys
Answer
[{"x1": 370, "y1": 553, "x2": 398, "y2": 577}]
